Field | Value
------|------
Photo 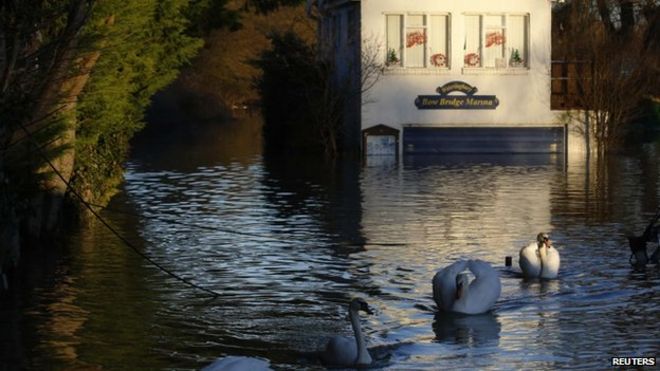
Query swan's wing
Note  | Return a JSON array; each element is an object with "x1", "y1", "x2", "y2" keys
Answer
[
  {"x1": 432, "y1": 260, "x2": 468, "y2": 311},
  {"x1": 519, "y1": 243, "x2": 541, "y2": 278},
  {"x1": 320, "y1": 336, "x2": 357, "y2": 367},
  {"x1": 202, "y1": 356, "x2": 272, "y2": 371},
  {"x1": 460, "y1": 260, "x2": 501, "y2": 314},
  {"x1": 468, "y1": 259, "x2": 499, "y2": 281},
  {"x1": 541, "y1": 246, "x2": 561, "y2": 279},
  {"x1": 438, "y1": 260, "x2": 469, "y2": 277}
]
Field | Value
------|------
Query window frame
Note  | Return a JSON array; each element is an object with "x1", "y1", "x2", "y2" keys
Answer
[
  {"x1": 462, "y1": 12, "x2": 530, "y2": 71},
  {"x1": 384, "y1": 12, "x2": 451, "y2": 71}
]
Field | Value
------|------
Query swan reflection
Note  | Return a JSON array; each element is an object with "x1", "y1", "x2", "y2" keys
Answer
[
  {"x1": 432, "y1": 311, "x2": 501, "y2": 347},
  {"x1": 520, "y1": 277, "x2": 561, "y2": 296}
]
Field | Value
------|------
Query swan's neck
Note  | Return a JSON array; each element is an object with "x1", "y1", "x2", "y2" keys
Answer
[
  {"x1": 538, "y1": 244, "x2": 548, "y2": 274},
  {"x1": 349, "y1": 309, "x2": 372, "y2": 366}
]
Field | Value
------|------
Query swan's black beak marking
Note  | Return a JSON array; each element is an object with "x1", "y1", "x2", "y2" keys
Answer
[{"x1": 455, "y1": 280, "x2": 463, "y2": 300}]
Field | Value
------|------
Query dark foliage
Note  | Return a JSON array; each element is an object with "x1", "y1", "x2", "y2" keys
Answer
[
  {"x1": 255, "y1": 31, "x2": 337, "y2": 155},
  {"x1": 186, "y1": 0, "x2": 241, "y2": 35},
  {"x1": 244, "y1": 0, "x2": 304, "y2": 14}
]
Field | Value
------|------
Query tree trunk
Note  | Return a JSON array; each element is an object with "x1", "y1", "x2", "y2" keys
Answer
[
  {"x1": 618, "y1": 0, "x2": 635, "y2": 36},
  {"x1": 22, "y1": 0, "x2": 97, "y2": 237},
  {"x1": 596, "y1": 0, "x2": 616, "y2": 35}
]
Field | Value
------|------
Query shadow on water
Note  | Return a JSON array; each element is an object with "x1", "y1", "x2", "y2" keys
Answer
[
  {"x1": 131, "y1": 112, "x2": 263, "y2": 171},
  {"x1": 432, "y1": 311, "x2": 501, "y2": 347},
  {"x1": 1, "y1": 193, "x2": 173, "y2": 370},
  {"x1": 0, "y1": 240, "x2": 69, "y2": 369},
  {"x1": 261, "y1": 154, "x2": 366, "y2": 250}
]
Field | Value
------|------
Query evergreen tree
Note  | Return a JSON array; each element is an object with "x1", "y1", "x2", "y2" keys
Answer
[
  {"x1": 74, "y1": 0, "x2": 205, "y2": 205},
  {"x1": 0, "y1": 0, "x2": 236, "y2": 281}
]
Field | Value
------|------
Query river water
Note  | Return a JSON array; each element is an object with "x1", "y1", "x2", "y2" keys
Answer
[{"x1": 3, "y1": 115, "x2": 660, "y2": 370}]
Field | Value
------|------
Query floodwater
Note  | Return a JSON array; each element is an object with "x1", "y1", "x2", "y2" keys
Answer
[{"x1": 2, "y1": 114, "x2": 660, "y2": 370}]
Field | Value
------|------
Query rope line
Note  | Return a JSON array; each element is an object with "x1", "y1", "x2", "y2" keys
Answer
[{"x1": 17, "y1": 122, "x2": 221, "y2": 298}]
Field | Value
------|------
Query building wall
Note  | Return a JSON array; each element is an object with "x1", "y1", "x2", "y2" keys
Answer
[{"x1": 360, "y1": 0, "x2": 558, "y2": 134}]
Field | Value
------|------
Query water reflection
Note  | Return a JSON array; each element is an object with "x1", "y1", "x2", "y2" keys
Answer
[
  {"x1": 402, "y1": 153, "x2": 565, "y2": 168},
  {"x1": 130, "y1": 114, "x2": 263, "y2": 171},
  {"x1": 519, "y1": 278, "x2": 562, "y2": 297},
  {"x1": 261, "y1": 153, "x2": 366, "y2": 248},
  {"x1": 360, "y1": 154, "x2": 561, "y2": 268},
  {"x1": 433, "y1": 312, "x2": 501, "y2": 347},
  {"x1": 8, "y1": 118, "x2": 660, "y2": 370}
]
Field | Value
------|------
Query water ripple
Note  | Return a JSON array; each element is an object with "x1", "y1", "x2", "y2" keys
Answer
[{"x1": 13, "y1": 147, "x2": 660, "y2": 370}]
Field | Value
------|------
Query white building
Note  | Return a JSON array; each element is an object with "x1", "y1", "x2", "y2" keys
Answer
[{"x1": 310, "y1": 0, "x2": 582, "y2": 156}]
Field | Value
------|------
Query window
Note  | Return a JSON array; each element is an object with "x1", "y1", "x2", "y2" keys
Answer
[
  {"x1": 464, "y1": 14, "x2": 529, "y2": 69},
  {"x1": 386, "y1": 15, "x2": 403, "y2": 67},
  {"x1": 386, "y1": 13, "x2": 449, "y2": 68},
  {"x1": 429, "y1": 15, "x2": 449, "y2": 68}
]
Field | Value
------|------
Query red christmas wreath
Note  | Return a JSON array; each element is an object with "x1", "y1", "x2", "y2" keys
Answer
[
  {"x1": 430, "y1": 53, "x2": 447, "y2": 67},
  {"x1": 464, "y1": 53, "x2": 480, "y2": 67}
]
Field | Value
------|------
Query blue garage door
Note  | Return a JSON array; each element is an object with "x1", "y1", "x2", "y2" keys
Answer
[{"x1": 403, "y1": 127, "x2": 565, "y2": 154}]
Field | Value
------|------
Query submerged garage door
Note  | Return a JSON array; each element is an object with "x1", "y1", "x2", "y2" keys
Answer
[{"x1": 403, "y1": 127, "x2": 565, "y2": 154}]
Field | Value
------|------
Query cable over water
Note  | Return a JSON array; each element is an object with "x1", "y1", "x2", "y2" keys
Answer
[{"x1": 17, "y1": 121, "x2": 221, "y2": 298}]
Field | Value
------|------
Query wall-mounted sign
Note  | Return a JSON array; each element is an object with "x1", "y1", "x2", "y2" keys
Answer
[{"x1": 415, "y1": 81, "x2": 499, "y2": 110}]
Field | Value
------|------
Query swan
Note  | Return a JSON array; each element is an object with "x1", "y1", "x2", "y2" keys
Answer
[
  {"x1": 432, "y1": 259, "x2": 501, "y2": 315},
  {"x1": 519, "y1": 232, "x2": 560, "y2": 279},
  {"x1": 201, "y1": 356, "x2": 272, "y2": 371},
  {"x1": 319, "y1": 297, "x2": 373, "y2": 367}
]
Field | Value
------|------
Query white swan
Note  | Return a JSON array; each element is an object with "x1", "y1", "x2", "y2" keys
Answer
[
  {"x1": 519, "y1": 232, "x2": 560, "y2": 279},
  {"x1": 432, "y1": 259, "x2": 501, "y2": 315},
  {"x1": 202, "y1": 356, "x2": 272, "y2": 371},
  {"x1": 319, "y1": 297, "x2": 373, "y2": 367}
]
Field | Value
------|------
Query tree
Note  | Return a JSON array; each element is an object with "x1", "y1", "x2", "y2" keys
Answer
[
  {"x1": 554, "y1": 0, "x2": 660, "y2": 154},
  {"x1": 256, "y1": 31, "x2": 324, "y2": 154},
  {"x1": 243, "y1": 0, "x2": 304, "y2": 13},
  {"x1": 0, "y1": 0, "x2": 234, "y2": 285},
  {"x1": 1, "y1": 0, "x2": 97, "y2": 249},
  {"x1": 255, "y1": 29, "x2": 383, "y2": 158},
  {"x1": 73, "y1": 0, "x2": 204, "y2": 209},
  {"x1": 179, "y1": 3, "x2": 313, "y2": 118}
]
